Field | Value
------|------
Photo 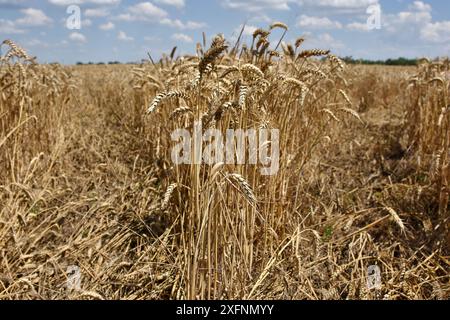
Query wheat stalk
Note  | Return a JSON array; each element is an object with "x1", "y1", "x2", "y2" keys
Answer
[
  {"x1": 162, "y1": 183, "x2": 178, "y2": 210},
  {"x1": 238, "y1": 85, "x2": 249, "y2": 109},
  {"x1": 298, "y1": 49, "x2": 331, "y2": 59},
  {"x1": 241, "y1": 63, "x2": 264, "y2": 79},
  {"x1": 199, "y1": 43, "x2": 228, "y2": 76},
  {"x1": 270, "y1": 22, "x2": 288, "y2": 31},
  {"x1": 226, "y1": 173, "x2": 257, "y2": 205},
  {"x1": 170, "y1": 106, "x2": 192, "y2": 119},
  {"x1": 386, "y1": 207, "x2": 406, "y2": 234},
  {"x1": 147, "y1": 92, "x2": 167, "y2": 114}
]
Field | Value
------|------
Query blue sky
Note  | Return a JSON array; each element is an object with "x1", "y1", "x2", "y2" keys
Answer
[{"x1": 1, "y1": 0, "x2": 449, "y2": 64}]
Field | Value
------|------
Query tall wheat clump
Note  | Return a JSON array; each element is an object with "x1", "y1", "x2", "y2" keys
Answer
[
  {"x1": 135, "y1": 25, "x2": 359, "y2": 299},
  {"x1": 0, "y1": 40, "x2": 75, "y2": 181},
  {"x1": 405, "y1": 58, "x2": 449, "y2": 248}
]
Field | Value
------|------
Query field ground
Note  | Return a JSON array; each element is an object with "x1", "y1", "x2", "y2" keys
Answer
[{"x1": 0, "y1": 42, "x2": 449, "y2": 299}]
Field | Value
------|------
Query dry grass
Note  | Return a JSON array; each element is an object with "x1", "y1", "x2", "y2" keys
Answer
[{"x1": 0, "y1": 26, "x2": 448, "y2": 300}]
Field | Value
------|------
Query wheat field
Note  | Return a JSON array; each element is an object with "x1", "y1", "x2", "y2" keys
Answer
[{"x1": 0, "y1": 24, "x2": 448, "y2": 300}]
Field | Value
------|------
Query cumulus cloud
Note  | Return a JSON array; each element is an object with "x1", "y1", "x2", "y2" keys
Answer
[
  {"x1": 229, "y1": 24, "x2": 257, "y2": 42},
  {"x1": 69, "y1": 32, "x2": 87, "y2": 43},
  {"x1": 118, "y1": 30, "x2": 134, "y2": 41},
  {"x1": 236, "y1": 24, "x2": 258, "y2": 36},
  {"x1": 0, "y1": 7, "x2": 53, "y2": 35},
  {"x1": 300, "y1": 32, "x2": 345, "y2": 50},
  {"x1": 222, "y1": 0, "x2": 379, "y2": 12},
  {"x1": 160, "y1": 18, "x2": 206, "y2": 29},
  {"x1": 299, "y1": 0, "x2": 378, "y2": 9},
  {"x1": 16, "y1": 8, "x2": 53, "y2": 26},
  {"x1": 346, "y1": 22, "x2": 370, "y2": 32},
  {"x1": 0, "y1": 19, "x2": 25, "y2": 34},
  {"x1": 409, "y1": 1, "x2": 432, "y2": 12},
  {"x1": 421, "y1": 21, "x2": 450, "y2": 43},
  {"x1": 171, "y1": 33, "x2": 193, "y2": 43},
  {"x1": 85, "y1": 8, "x2": 111, "y2": 18},
  {"x1": 383, "y1": 1, "x2": 432, "y2": 38},
  {"x1": 116, "y1": 2, "x2": 205, "y2": 30},
  {"x1": 48, "y1": 0, "x2": 120, "y2": 6},
  {"x1": 345, "y1": 0, "x2": 450, "y2": 50},
  {"x1": 154, "y1": 0, "x2": 185, "y2": 9},
  {"x1": 25, "y1": 39, "x2": 49, "y2": 48},
  {"x1": 222, "y1": 0, "x2": 291, "y2": 11},
  {"x1": 297, "y1": 15, "x2": 342, "y2": 29},
  {"x1": 0, "y1": 0, "x2": 26, "y2": 9},
  {"x1": 82, "y1": 19, "x2": 92, "y2": 27},
  {"x1": 99, "y1": 21, "x2": 115, "y2": 30},
  {"x1": 116, "y1": 2, "x2": 168, "y2": 21}
]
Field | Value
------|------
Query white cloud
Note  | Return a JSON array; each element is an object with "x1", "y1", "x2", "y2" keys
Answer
[
  {"x1": 0, "y1": 8, "x2": 52, "y2": 34},
  {"x1": 346, "y1": 22, "x2": 370, "y2": 32},
  {"x1": 118, "y1": 30, "x2": 134, "y2": 41},
  {"x1": 248, "y1": 14, "x2": 272, "y2": 24},
  {"x1": 82, "y1": 19, "x2": 93, "y2": 27},
  {"x1": 348, "y1": 1, "x2": 433, "y2": 34},
  {"x1": 144, "y1": 36, "x2": 160, "y2": 42},
  {"x1": 383, "y1": 3, "x2": 432, "y2": 35},
  {"x1": 48, "y1": 0, "x2": 120, "y2": 5},
  {"x1": 0, "y1": 0, "x2": 26, "y2": 8},
  {"x1": 117, "y1": 2, "x2": 205, "y2": 30},
  {"x1": 85, "y1": 8, "x2": 110, "y2": 17},
  {"x1": 25, "y1": 39, "x2": 49, "y2": 48},
  {"x1": 222, "y1": 0, "x2": 379, "y2": 12},
  {"x1": 234, "y1": 24, "x2": 258, "y2": 37},
  {"x1": 16, "y1": 8, "x2": 53, "y2": 26},
  {"x1": 421, "y1": 21, "x2": 450, "y2": 43},
  {"x1": 99, "y1": 22, "x2": 115, "y2": 30},
  {"x1": 171, "y1": 33, "x2": 193, "y2": 43},
  {"x1": 409, "y1": 1, "x2": 432, "y2": 12},
  {"x1": 302, "y1": 32, "x2": 344, "y2": 50},
  {"x1": 297, "y1": 15, "x2": 342, "y2": 29},
  {"x1": 299, "y1": 0, "x2": 378, "y2": 9},
  {"x1": 117, "y1": 2, "x2": 168, "y2": 21},
  {"x1": 154, "y1": 0, "x2": 185, "y2": 9},
  {"x1": 160, "y1": 18, "x2": 206, "y2": 29},
  {"x1": 229, "y1": 24, "x2": 258, "y2": 42},
  {"x1": 222, "y1": 0, "x2": 291, "y2": 11},
  {"x1": 0, "y1": 19, "x2": 25, "y2": 34},
  {"x1": 69, "y1": 32, "x2": 87, "y2": 43},
  {"x1": 347, "y1": 1, "x2": 450, "y2": 51}
]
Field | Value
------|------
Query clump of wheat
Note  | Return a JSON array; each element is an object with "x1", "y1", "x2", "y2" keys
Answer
[
  {"x1": 136, "y1": 23, "x2": 382, "y2": 299},
  {"x1": 404, "y1": 58, "x2": 449, "y2": 238}
]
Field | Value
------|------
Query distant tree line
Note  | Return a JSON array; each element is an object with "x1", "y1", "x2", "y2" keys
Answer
[
  {"x1": 340, "y1": 56, "x2": 418, "y2": 66},
  {"x1": 76, "y1": 61, "x2": 122, "y2": 65},
  {"x1": 75, "y1": 57, "x2": 422, "y2": 67}
]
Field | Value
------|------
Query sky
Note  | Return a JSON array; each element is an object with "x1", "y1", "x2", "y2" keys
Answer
[{"x1": 0, "y1": 0, "x2": 449, "y2": 64}]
